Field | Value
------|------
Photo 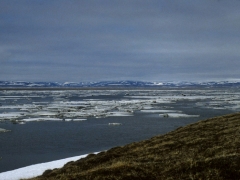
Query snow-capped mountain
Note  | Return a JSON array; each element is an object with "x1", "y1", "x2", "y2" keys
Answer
[
  {"x1": 0, "y1": 81, "x2": 61, "y2": 87},
  {"x1": 0, "y1": 80, "x2": 240, "y2": 88}
]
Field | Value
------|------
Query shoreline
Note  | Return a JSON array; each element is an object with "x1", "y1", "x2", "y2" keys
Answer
[
  {"x1": 0, "y1": 86, "x2": 230, "y2": 91},
  {"x1": 0, "y1": 152, "x2": 100, "y2": 180},
  {"x1": 27, "y1": 112, "x2": 240, "y2": 179},
  {"x1": 2, "y1": 112, "x2": 240, "y2": 179}
]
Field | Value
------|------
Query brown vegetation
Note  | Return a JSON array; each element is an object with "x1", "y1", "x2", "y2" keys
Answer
[{"x1": 26, "y1": 112, "x2": 240, "y2": 180}]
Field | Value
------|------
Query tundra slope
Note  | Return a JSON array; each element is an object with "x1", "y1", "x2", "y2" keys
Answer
[{"x1": 28, "y1": 112, "x2": 240, "y2": 180}]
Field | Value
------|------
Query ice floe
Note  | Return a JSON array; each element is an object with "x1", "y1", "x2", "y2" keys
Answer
[
  {"x1": 159, "y1": 113, "x2": 199, "y2": 118},
  {"x1": 0, "y1": 128, "x2": 11, "y2": 133},
  {"x1": 73, "y1": 119, "x2": 87, "y2": 121},
  {"x1": 140, "y1": 109, "x2": 179, "y2": 113},
  {"x1": 21, "y1": 118, "x2": 62, "y2": 122},
  {"x1": 107, "y1": 112, "x2": 133, "y2": 117},
  {"x1": 109, "y1": 123, "x2": 122, "y2": 125},
  {"x1": 0, "y1": 113, "x2": 24, "y2": 120},
  {"x1": 30, "y1": 111, "x2": 57, "y2": 116}
]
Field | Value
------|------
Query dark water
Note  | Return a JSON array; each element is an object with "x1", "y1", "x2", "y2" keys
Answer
[{"x1": 0, "y1": 90, "x2": 235, "y2": 173}]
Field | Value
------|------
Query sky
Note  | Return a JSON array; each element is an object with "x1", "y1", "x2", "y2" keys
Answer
[{"x1": 1, "y1": 0, "x2": 240, "y2": 83}]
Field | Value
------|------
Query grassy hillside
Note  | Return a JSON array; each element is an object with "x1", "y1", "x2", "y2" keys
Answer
[{"x1": 27, "y1": 112, "x2": 240, "y2": 180}]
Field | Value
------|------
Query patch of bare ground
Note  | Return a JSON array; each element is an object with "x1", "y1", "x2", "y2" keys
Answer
[{"x1": 26, "y1": 112, "x2": 240, "y2": 180}]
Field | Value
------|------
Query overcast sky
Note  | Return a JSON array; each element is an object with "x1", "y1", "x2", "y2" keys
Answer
[{"x1": 1, "y1": 0, "x2": 240, "y2": 82}]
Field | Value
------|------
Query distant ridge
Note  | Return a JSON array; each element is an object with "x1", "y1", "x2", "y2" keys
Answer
[{"x1": 1, "y1": 80, "x2": 240, "y2": 88}]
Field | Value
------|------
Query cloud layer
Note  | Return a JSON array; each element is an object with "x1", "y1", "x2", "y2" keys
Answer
[{"x1": 1, "y1": 0, "x2": 240, "y2": 82}]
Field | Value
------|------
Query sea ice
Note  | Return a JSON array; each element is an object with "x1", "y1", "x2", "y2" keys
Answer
[
  {"x1": 0, "y1": 113, "x2": 23, "y2": 120},
  {"x1": 107, "y1": 111, "x2": 133, "y2": 117},
  {"x1": 2, "y1": 89, "x2": 237, "y2": 125},
  {"x1": 72, "y1": 119, "x2": 87, "y2": 121},
  {"x1": 30, "y1": 111, "x2": 57, "y2": 116},
  {"x1": 159, "y1": 113, "x2": 199, "y2": 118},
  {"x1": 140, "y1": 110, "x2": 179, "y2": 113},
  {"x1": 0, "y1": 128, "x2": 11, "y2": 133},
  {"x1": 125, "y1": 95, "x2": 158, "y2": 99},
  {"x1": 21, "y1": 118, "x2": 62, "y2": 122},
  {"x1": 108, "y1": 123, "x2": 122, "y2": 125}
]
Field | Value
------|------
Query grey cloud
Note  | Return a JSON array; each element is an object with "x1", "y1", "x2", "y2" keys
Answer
[{"x1": 1, "y1": 0, "x2": 240, "y2": 82}]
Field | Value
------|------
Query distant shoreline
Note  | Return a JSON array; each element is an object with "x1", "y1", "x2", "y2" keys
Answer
[
  {"x1": 0, "y1": 86, "x2": 232, "y2": 90},
  {"x1": 0, "y1": 87, "x2": 165, "y2": 90}
]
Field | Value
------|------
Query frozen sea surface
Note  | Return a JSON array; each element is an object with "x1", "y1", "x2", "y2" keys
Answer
[{"x1": 0, "y1": 88, "x2": 239, "y2": 174}]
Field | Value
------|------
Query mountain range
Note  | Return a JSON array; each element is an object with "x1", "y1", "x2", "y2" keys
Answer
[{"x1": 0, "y1": 80, "x2": 240, "y2": 88}]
